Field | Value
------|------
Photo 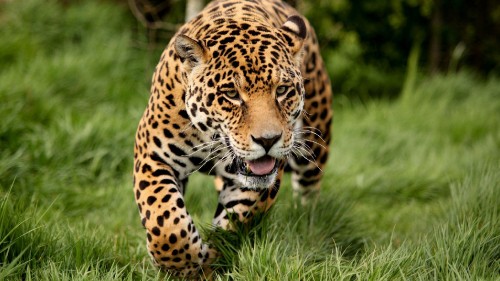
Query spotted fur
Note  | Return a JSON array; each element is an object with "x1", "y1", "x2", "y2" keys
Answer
[{"x1": 133, "y1": 0, "x2": 332, "y2": 278}]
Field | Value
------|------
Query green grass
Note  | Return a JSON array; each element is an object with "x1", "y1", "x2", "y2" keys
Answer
[{"x1": 1, "y1": 0, "x2": 499, "y2": 280}]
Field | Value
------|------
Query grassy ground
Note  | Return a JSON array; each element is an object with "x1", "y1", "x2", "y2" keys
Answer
[{"x1": 1, "y1": 0, "x2": 499, "y2": 280}]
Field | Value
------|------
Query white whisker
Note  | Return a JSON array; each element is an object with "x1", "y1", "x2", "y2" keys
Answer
[
  {"x1": 290, "y1": 140, "x2": 323, "y2": 172},
  {"x1": 294, "y1": 128, "x2": 327, "y2": 144},
  {"x1": 186, "y1": 143, "x2": 227, "y2": 176},
  {"x1": 293, "y1": 135, "x2": 327, "y2": 150},
  {"x1": 181, "y1": 121, "x2": 196, "y2": 133},
  {"x1": 207, "y1": 150, "x2": 234, "y2": 175}
]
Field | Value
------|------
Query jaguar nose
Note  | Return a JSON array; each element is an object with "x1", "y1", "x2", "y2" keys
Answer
[{"x1": 251, "y1": 133, "x2": 282, "y2": 153}]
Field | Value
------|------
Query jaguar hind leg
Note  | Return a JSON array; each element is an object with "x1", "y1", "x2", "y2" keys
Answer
[{"x1": 289, "y1": 117, "x2": 332, "y2": 205}]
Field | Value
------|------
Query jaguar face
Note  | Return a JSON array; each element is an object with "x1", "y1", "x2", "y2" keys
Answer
[{"x1": 176, "y1": 16, "x2": 307, "y2": 188}]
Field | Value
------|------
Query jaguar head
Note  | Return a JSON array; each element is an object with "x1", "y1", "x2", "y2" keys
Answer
[{"x1": 175, "y1": 16, "x2": 307, "y2": 188}]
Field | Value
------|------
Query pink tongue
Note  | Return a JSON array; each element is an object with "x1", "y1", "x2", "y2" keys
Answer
[{"x1": 246, "y1": 157, "x2": 276, "y2": 175}]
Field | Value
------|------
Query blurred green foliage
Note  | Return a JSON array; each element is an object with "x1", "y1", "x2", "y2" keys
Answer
[
  {"x1": 130, "y1": 0, "x2": 499, "y2": 99},
  {"x1": 298, "y1": 0, "x2": 500, "y2": 99}
]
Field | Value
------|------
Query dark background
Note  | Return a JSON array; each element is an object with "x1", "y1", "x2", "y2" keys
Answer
[{"x1": 125, "y1": 0, "x2": 500, "y2": 100}]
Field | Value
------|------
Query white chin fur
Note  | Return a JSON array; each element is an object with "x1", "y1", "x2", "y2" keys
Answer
[{"x1": 237, "y1": 171, "x2": 278, "y2": 189}]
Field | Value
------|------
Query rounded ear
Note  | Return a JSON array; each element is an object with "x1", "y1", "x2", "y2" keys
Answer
[
  {"x1": 174, "y1": 34, "x2": 206, "y2": 72},
  {"x1": 281, "y1": 15, "x2": 307, "y2": 57}
]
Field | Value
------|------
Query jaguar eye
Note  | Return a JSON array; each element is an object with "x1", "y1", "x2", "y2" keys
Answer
[
  {"x1": 224, "y1": 90, "x2": 239, "y2": 99},
  {"x1": 276, "y1": 86, "x2": 288, "y2": 95}
]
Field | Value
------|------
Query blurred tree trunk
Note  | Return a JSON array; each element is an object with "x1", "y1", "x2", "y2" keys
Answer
[
  {"x1": 429, "y1": 0, "x2": 442, "y2": 74},
  {"x1": 186, "y1": 0, "x2": 204, "y2": 22}
]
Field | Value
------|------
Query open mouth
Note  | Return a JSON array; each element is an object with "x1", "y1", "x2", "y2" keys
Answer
[{"x1": 239, "y1": 155, "x2": 278, "y2": 177}]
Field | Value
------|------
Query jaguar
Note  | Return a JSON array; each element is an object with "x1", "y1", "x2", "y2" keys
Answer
[{"x1": 133, "y1": 0, "x2": 332, "y2": 277}]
